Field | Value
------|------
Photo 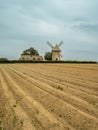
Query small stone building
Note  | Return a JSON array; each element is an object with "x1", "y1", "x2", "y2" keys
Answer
[{"x1": 19, "y1": 55, "x2": 43, "y2": 61}]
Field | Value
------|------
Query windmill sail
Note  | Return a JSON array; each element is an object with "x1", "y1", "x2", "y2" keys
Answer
[
  {"x1": 58, "y1": 41, "x2": 63, "y2": 47},
  {"x1": 47, "y1": 41, "x2": 63, "y2": 60},
  {"x1": 47, "y1": 41, "x2": 54, "y2": 48}
]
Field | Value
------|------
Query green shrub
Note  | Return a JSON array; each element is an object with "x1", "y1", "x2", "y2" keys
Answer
[{"x1": 0, "y1": 60, "x2": 97, "y2": 64}]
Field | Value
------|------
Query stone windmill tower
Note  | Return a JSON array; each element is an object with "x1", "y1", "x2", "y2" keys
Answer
[{"x1": 47, "y1": 41, "x2": 63, "y2": 60}]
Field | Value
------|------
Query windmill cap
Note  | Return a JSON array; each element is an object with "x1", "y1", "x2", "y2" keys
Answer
[{"x1": 52, "y1": 45, "x2": 61, "y2": 51}]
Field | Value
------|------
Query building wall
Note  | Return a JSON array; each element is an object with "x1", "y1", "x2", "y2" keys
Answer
[{"x1": 19, "y1": 55, "x2": 43, "y2": 61}]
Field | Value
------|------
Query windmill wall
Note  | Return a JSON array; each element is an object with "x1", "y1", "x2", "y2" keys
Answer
[{"x1": 52, "y1": 51, "x2": 61, "y2": 60}]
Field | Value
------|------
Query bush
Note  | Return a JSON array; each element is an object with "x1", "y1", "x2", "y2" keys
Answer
[{"x1": 0, "y1": 60, "x2": 97, "y2": 64}]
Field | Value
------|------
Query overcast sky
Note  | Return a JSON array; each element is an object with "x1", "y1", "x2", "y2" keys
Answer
[{"x1": 0, "y1": 0, "x2": 98, "y2": 61}]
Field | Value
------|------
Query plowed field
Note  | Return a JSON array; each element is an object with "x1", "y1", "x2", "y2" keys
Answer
[{"x1": 0, "y1": 63, "x2": 98, "y2": 130}]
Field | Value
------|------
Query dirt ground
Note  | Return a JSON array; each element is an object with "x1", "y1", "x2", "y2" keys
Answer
[{"x1": 0, "y1": 63, "x2": 98, "y2": 130}]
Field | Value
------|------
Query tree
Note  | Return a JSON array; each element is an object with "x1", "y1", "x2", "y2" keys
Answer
[
  {"x1": 0, "y1": 58, "x2": 8, "y2": 61},
  {"x1": 44, "y1": 52, "x2": 52, "y2": 60},
  {"x1": 22, "y1": 47, "x2": 39, "y2": 55}
]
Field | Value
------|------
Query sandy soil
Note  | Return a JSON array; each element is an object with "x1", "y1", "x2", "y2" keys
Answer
[{"x1": 0, "y1": 63, "x2": 98, "y2": 130}]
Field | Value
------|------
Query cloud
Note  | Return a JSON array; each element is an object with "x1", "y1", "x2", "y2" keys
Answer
[
  {"x1": 0, "y1": 0, "x2": 98, "y2": 61},
  {"x1": 0, "y1": 3, "x2": 60, "y2": 40},
  {"x1": 73, "y1": 22, "x2": 98, "y2": 33}
]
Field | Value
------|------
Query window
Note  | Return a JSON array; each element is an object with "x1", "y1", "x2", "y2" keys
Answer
[{"x1": 37, "y1": 58, "x2": 40, "y2": 60}]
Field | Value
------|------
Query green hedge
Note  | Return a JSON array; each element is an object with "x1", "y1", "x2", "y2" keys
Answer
[{"x1": 0, "y1": 60, "x2": 97, "y2": 64}]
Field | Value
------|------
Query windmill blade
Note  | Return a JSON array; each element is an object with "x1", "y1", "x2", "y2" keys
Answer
[
  {"x1": 58, "y1": 41, "x2": 63, "y2": 47},
  {"x1": 47, "y1": 41, "x2": 53, "y2": 48},
  {"x1": 60, "y1": 55, "x2": 63, "y2": 57}
]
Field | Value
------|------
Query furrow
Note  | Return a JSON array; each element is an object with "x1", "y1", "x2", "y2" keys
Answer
[
  {"x1": 4, "y1": 65, "x2": 98, "y2": 130},
  {"x1": 9, "y1": 65, "x2": 98, "y2": 115},
  {"x1": 1, "y1": 66, "x2": 67, "y2": 130},
  {"x1": 0, "y1": 67, "x2": 36, "y2": 130}
]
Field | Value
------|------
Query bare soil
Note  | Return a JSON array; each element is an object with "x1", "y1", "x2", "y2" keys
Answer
[{"x1": 0, "y1": 63, "x2": 98, "y2": 130}]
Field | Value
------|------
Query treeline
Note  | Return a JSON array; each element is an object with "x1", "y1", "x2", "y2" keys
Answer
[
  {"x1": 0, "y1": 60, "x2": 97, "y2": 64},
  {"x1": 0, "y1": 58, "x2": 8, "y2": 61}
]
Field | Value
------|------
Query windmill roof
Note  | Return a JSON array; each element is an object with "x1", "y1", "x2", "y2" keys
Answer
[{"x1": 52, "y1": 45, "x2": 61, "y2": 51}]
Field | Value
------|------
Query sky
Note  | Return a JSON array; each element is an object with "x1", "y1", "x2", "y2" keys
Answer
[{"x1": 0, "y1": 0, "x2": 98, "y2": 61}]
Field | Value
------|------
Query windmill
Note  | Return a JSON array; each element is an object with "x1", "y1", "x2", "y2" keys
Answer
[{"x1": 47, "y1": 41, "x2": 63, "y2": 60}]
